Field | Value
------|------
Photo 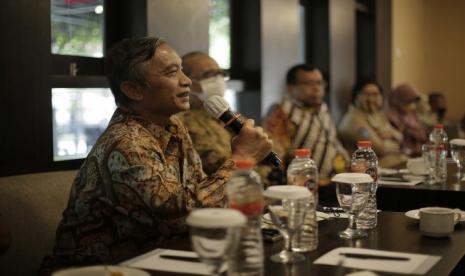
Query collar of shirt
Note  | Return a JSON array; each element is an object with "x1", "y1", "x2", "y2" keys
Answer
[{"x1": 109, "y1": 106, "x2": 183, "y2": 152}]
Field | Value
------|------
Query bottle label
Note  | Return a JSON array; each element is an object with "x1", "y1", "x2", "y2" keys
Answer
[{"x1": 351, "y1": 159, "x2": 377, "y2": 181}]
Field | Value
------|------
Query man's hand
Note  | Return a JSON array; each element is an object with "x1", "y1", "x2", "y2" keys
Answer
[{"x1": 231, "y1": 119, "x2": 272, "y2": 164}]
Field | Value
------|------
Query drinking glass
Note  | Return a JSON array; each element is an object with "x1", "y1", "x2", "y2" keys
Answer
[
  {"x1": 422, "y1": 143, "x2": 435, "y2": 184},
  {"x1": 186, "y1": 208, "x2": 246, "y2": 276},
  {"x1": 450, "y1": 139, "x2": 465, "y2": 180},
  {"x1": 263, "y1": 185, "x2": 310, "y2": 263},
  {"x1": 332, "y1": 173, "x2": 372, "y2": 239}
]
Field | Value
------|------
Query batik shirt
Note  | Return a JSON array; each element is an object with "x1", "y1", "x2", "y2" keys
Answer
[
  {"x1": 264, "y1": 97, "x2": 349, "y2": 179},
  {"x1": 41, "y1": 107, "x2": 234, "y2": 272},
  {"x1": 177, "y1": 109, "x2": 232, "y2": 175}
]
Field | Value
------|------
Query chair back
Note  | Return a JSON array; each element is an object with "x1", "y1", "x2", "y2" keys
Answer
[{"x1": 0, "y1": 170, "x2": 76, "y2": 276}]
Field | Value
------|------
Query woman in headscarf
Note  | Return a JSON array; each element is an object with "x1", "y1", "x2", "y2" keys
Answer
[
  {"x1": 339, "y1": 80, "x2": 407, "y2": 168},
  {"x1": 386, "y1": 84, "x2": 428, "y2": 156}
]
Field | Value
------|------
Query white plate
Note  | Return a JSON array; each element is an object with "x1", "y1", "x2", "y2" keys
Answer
[
  {"x1": 52, "y1": 265, "x2": 150, "y2": 276},
  {"x1": 405, "y1": 209, "x2": 465, "y2": 223}
]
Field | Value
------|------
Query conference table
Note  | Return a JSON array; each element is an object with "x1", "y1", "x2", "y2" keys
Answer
[
  {"x1": 132, "y1": 212, "x2": 465, "y2": 276},
  {"x1": 319, "y1": 161, "x2": 465, "y2": 212},
  {"x1": 377, "y1": 161, "x2": 465, "y2": 212}
]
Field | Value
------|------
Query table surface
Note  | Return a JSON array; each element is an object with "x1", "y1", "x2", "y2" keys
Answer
[
  {"x1": 132, "y1": 212, "x2": 465, "y2": 276},
  {"x1": 377, "y1": 161, "x2": 465, "y2": 211}
]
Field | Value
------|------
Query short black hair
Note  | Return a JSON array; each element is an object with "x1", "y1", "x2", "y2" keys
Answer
[
  {"x1": 181, "y1": 51, "x2": 208, "y2": 77},
  {"x1": 351, "y1": 80, "x2": 383, "y2": 104},
  {"x1": 105, "y1": 37, "x2": 164, "y2": 106},
  {"x1": 428, "y1": 91, "x2": 444, "y2": 105},
  {"x1": 286, "y1": 64, "x2": 318, "y2": 85}
]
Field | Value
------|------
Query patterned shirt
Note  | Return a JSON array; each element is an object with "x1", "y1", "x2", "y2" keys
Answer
[
  {"x1": 41, "y1": 107, "x2": 234, "y2": 272},
  {"x1": 264, "y1": 97, "x2": 349, "y2": 179},
  {"x1": 177, "y1": 109, "x2": 232, "y2": 175}
]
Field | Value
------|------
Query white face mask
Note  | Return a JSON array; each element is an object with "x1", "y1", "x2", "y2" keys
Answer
[{"x1": 198, "y1": 75, "x2": 226, "y2": 99}]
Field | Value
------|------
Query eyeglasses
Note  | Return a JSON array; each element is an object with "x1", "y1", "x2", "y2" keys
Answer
[
  {"x1": 296, "y1": 80, "x2": 326, "y2": 87},
  {"x1": 192, "y1": 69, "x2": 230, "y2": 81}
]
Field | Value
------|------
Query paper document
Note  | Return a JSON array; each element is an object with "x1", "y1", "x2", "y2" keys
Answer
[
  {"x1": 314, "y1": 247, "x2": 440, "y2": 275},
  {"x1": 121, "y1": 248, "x2": 227, "y2": 275},
  {"x1": 378, "y1": 178, "x2": 423, "y2": 186}
]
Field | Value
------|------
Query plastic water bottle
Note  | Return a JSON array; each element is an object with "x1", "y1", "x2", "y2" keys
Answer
[
  {"x1": 429, "y1": 124, "x2": 448, "y2": 183},
  {"x1": 287, "y1": 148, "x2": 318, "y2": 252},
  {"x1": 351, "y1": 141, "x2": 378, "y2": 229},
  {"x1": 226, "y1": 160, "x2": 264, "y2": 276}
]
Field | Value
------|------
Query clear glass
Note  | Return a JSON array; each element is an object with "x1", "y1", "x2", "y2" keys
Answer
[
  {"x1": 52, "y1": 88, "x2": 116, "y2": 161},
  {"x1": 450, "y1": 142, "x2": 465, "y2": 180},
  {"x1": 422, "y1": 144, "x2": 435, "y2": 184},
  {"x1": 266, "y1": 197, "x2": 308, "y2": 263},
  {"x1": 51, "y1": 0, "x2": 104, "y2": 57},
  {"x1": 190, "y1": 226, "x2": 239, "y2": 276},
  {"x1": 336, "y1": 181, "x2": 370, "y2": 239},
  {"x1": 209, "y1": 0, "x2": 230, "y2": 69}
]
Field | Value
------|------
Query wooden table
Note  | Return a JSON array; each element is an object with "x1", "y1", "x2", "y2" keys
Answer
[
  {"x1": 136, "y1": 212, "x2": 465, "y2": 276},
  {"x1": 319, "y1": 162, "x2": 465, "y2": 212},
  {"x1": 378, "y1": 162, "x2": 465, "y2": 212}
]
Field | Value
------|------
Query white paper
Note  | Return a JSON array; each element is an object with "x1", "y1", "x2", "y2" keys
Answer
[
  {"x1": 316, "y1": 211, "x2": 348, "y2": 219},
  {"x1": 378, "y1": 179, "x2": 423, "y2": 186},
  {"x1": 121, "y1": 248, "x2": 227, "y2": 275},
  {"x1": 378, "y1": 167, "x2": 398, "y2": 175},
  {"x1": 314, "y1": 247, "x2": 441, "y2": 275}
]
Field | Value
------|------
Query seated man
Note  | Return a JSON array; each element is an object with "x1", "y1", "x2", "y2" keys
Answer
[
  {"x1": 428, "y1": 92, "x2": 448, "y2": 125},
  {"x1": 40, "y1": 37, "x2": 271, "y2": 273},
  {"x1": 338, "y1": 80, "x2": 408, "y2": 168},
  {"x1": 177, "y1": 52, "x2": 232, "y2": 175},
  {"x1": 263, "y1": 64, "x2": 349, "y2": 183}
]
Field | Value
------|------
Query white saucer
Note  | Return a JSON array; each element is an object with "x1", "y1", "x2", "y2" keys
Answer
[
  {"x1": 399, "y1": 169, "x2": 429, "y2": 176},
  {"x1": 53, "y1": 265, "x2": 150, "y2": 276},
  {"x1": 405, "y1": 209, "x2": 465, "y2": 223}
]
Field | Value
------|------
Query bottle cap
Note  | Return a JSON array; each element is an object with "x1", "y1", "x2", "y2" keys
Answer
[
  {"x1": 263, "y1": 185, "x2": 311, "y2": 200},
  {"x1": 234, "y1": 160, "x2": 255, "y2": 169},
  {"x1": 331, "y1": 173, "x2": 373, "y2": 184},
  {"x1": 186, "y1": 208, "x2": 246, "y2": 228},
  {"x1": 357, "y1": 140, "x2": 372, "y2": 148},
  {"x1": 294, "y1": 148, "x2": 311, "y2": 157},
  {"x1": 434, "y1": 124, "x2": 444, "y2": 129}
]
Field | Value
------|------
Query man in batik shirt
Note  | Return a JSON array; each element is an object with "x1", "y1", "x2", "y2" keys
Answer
[
  {"x1": 40, "y1": 37, "x2": 272, "y2": 273},
  {"x1": 177, "y1": 52, "x2": 232, "y2": 175},
  {"x1": 263, "y1": 64, "x2": 349, "y2": 184}
]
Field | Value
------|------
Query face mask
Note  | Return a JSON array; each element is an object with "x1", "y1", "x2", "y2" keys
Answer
[
  {"x1": 198, "y1": 75, "x2": 226, "y2": 99},
  {"x1": 355, "y1": 95, "x2": 382, "y2": 113}
]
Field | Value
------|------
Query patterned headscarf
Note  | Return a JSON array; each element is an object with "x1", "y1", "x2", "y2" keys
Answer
[{"x1": 386, "y1": 84, "x2": 427, "y2": 155}]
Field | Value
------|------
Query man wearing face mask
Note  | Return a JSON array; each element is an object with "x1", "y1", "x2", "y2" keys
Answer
[
  {"x1": 339, "y1": 80, "x2": 407, "y2": 168},
  {"x1": 386, "y1": 83, "x2": 428, "y2": 156},
  {"x1": 177, "y1": 52, "x2": 233, "y2": 175},
  {"x1": 264, "y1": 64, "x2": 349, "y2": 183}
]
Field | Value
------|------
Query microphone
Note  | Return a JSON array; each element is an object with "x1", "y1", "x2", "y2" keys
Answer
[{"x1": 204, "y1": 95, "x2": 282, "y2": 168}]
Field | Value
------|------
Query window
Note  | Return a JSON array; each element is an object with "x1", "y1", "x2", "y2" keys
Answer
[
  {"x1": 51, "y1": 0, "x2": 104, "y2": 58},
  {"x1": 209, "y1": 0, "x2": 231, "y2": 69},
  {"x1": 50, "y1": 0, "x2": 113, "y2": 163},
  {"x1": 52, "y1": 88, "x2": 115, "y2": 161}
]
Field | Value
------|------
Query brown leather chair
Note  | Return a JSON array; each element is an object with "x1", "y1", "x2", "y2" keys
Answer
[{"x1": 0, "y1": 170, "x2": 76, "y2": 276}]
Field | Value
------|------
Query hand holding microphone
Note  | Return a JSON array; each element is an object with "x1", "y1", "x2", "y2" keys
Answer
[{"x1": 204, "y1": 96, "x2": 282, "y2": 168}]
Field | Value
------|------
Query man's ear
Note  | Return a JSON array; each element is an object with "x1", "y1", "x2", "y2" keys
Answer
[{"x1": 120, "y1": 81, "x2": 144, "y2": 101}]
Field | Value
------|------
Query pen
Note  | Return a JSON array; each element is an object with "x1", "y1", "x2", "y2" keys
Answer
[
  {"x1": 339, "y1": 253, "x2": 410, "y2": 261},
  {"x1": 159, "y1": 254, "x2": 201, "y2": 262},
  {"x1": 379, "y1": 177, "x2": 411, "y2": 183}
]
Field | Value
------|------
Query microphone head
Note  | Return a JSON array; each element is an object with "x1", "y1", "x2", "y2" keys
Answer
[{"x1": 203, "y1": 95, "x2": 230, "y2": 119}]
